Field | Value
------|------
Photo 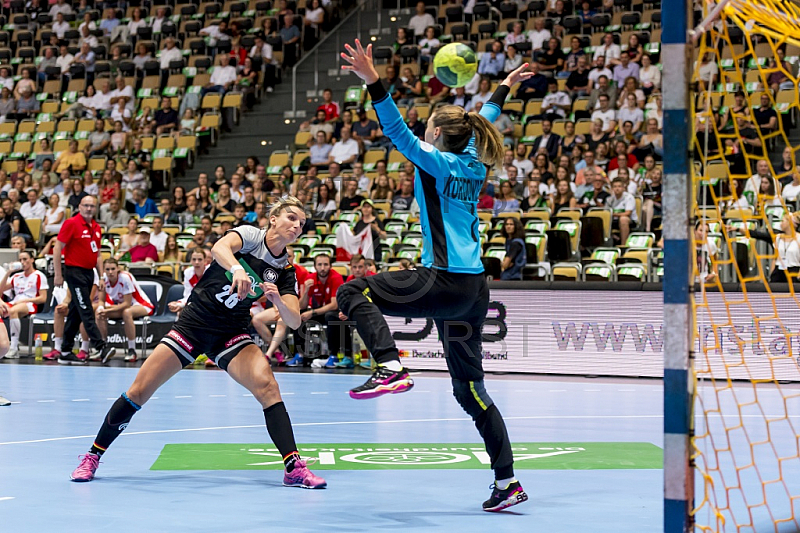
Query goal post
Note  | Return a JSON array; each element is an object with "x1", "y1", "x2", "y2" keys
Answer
[{"x1": 662, "y1": 1, "x2": 695, "y2": 532}]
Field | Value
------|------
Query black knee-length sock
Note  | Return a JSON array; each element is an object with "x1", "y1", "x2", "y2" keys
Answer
[
  {"x1": 89, "y1": 393, "x2": 141, "y2": 456},
  {"x1": 264, "y1": 402, "x2": 301, "y2": 471}
]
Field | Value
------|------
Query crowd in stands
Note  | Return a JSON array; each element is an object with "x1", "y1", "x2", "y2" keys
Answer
[{"x1": 287, "y1": 0, "x2": 671, "y2": 281}]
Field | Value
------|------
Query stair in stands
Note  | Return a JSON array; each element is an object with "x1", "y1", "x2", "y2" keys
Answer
[{"x1": 180, "y1": 5, "x2": 390, "y2": 187}]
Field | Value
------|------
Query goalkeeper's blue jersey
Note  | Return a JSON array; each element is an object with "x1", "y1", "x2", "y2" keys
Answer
[{"x1": 370, "y1": 83, "x2": 506, "y2": 274}]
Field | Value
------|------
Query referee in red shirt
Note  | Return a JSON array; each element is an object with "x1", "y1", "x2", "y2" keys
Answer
[{"x1": 53, "y1": 196, "x2": 116, "y2": 365}]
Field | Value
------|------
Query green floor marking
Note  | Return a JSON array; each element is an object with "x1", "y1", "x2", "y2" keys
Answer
[{"x1": 151, "y1": 442, "x2": 662, "y2": 471}]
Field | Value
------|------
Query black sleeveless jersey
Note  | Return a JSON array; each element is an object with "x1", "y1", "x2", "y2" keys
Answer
[{"x1": 185, "y1": 226, "x2": 298, "y2": 330}]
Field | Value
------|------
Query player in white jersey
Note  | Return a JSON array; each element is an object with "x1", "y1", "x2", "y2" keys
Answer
[
  {"x1": 168, "y1": 249, "x2": 211, "y2": 314},
  {"x1": 96, "y1": 258, "x2": 155, "y2": 363},
  {"x1": 44, "y1": 268, "x2": 101, "y2": 362},
  {"x1": 0, "y1": 251, "x2": 48, "y2": 358}
]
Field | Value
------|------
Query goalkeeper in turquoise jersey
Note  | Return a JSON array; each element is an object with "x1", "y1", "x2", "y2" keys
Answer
[{"x1": 339, "y1": 40, "x2": 530, "y2": 512}]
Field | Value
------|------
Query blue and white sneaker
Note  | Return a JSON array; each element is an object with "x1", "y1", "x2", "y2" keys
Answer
[
  {"x1": 323, "y1": 355, "x2": 338, "y2": 368},
  {"x1": 286, "y1": 353, "x2": 304, "y2": 367}
]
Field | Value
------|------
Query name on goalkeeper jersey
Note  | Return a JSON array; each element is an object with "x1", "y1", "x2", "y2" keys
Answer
[{"x1": 443, "y1": 176, "x2": 482, "y2": 202}]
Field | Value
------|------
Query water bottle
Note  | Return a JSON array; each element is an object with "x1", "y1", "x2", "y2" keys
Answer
[
  {"x1": 34, "y1": 334, "x2": 43, "y2": 361},
  {"x1": 3, "y1": 262, "x2": 22, "y2": 272}
]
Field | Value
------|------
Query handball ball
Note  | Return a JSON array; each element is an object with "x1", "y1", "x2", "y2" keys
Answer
[{"x1": 433, "y1": 42, "x2": 477, "y2": 88}]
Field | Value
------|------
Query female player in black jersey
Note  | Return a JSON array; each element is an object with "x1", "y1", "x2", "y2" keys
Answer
[
  {"x1": 339, "y1": 40, "x2": 529, "y2": 511},
  {"x1": 70, "y1": 197, "x2": 326, "y2": 489}
]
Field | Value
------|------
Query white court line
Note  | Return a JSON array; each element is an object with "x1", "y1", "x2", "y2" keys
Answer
[
  {"x1": 0, "y1": 497, "x2": 15, "y2": 502},
  {"x1": 282, "y1": 392, "x2": 294, "y2": 395},
  {"x1": 37, "y1": 400, "x2": 54, "y2": 403},
  {"x1": 106, "y1": 397, "x2": 117, "y2": 401},
  {"x1": 209, "y1": 395, "x2": 226, "y2": 398},
  {"x1": 310, "y1": 392, "x2": 328, "y2": 395},
  {"x1": 175, "y1": 396, "x2": 192, "y2": 399},
  {"x1": 72, "y1": 399, "x2": 90, "y2": 402},
  {"x1": 618, "y1": 389, "x2": 637, "y2": 392},
  {"x1": 9, "y1": 401, "x2": 20, "y2": 404},
  {"x1": 585, "y1": 389, "x2": 602, "y2": 392},
  {"x1": 242, "y1": 393, "x2": 253, "y2": 397},
  {"x1": 549, "y1": 390, "x2": 567, "y2": 392},
  {"x1": 0, "y1": 414, "x2": 687, "y2": 447}
]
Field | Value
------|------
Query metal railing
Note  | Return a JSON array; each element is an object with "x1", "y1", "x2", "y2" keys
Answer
[{"x1": 289, "y1": 0, "x2": 381, "y2": 117}]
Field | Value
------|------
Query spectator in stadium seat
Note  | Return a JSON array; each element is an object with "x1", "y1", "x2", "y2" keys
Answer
[
  {"x1": 73, "y1": 42, "x2": 96, "y2": 84},
  {"x1": 151, "y1": 7, "x2": 168, "y2": 34},
  {"x1": 13, "y1": 68, "x2": 35, "y2": 101},
  {"x1": 612, "y1": 53, "x2": 639, "y2": 88},
  {"x1": 530, "y1": 120, "x2": 561, "y2": 162},
  {"x1": 54, "y1": 140, "x2": 87, "y2": 174},
  {"x1": 593, "y1": 33, "x2": 621, "y2": 66},
  {"x1": 99, "y1": 8, "x2": 120, "y2": 38},
  {"x1": 539, "y1": 38, "x2": 565, "y2": 78},
  {"x1": 215, "y1": 183, "x2": 236, "y2": 214},
  {"x1": 127, "y1": 227, "x2": 159, "y2": 264},
  {"x1": 588, "y1": 56, "x2": 612, "y2": 89},
  {"x1": 744, "y1": 159, "x2": 775, "y2": 197},
  {"x1": 521, "y1": 173, "x2": 548, "y2": 211},
  {"x1": 52, "y1": 11, "x2": 70, "y2": 39},
  {"x1": 563, "y1": 36, "x2": 585, "y2": 74},
  {"x1": 337, "y1": 178, "x2": 364, "y2": 214},
  {"x1": 408, "y1": 1, "x2": 434, "y2": 37},
  {"x1": 131, "y1": 188, "x2": 158, "y2": 219},
  {"x1": 159, "y1": 37, "x2": 182, "y2": 75},
  {"x1": 183, "y1": 228, "x2": 211, "y2": 261},
  {"x1": 84, "y1": 119, "x2": 111, "y2": 157},
  {"x1": 309, "y1": 130, "x2": 333, "y2": 168},
  {"x1": 516, "y1": 62, "x2": 547, "y2": 101},
  {"x1": 539, "y1": 79, "x2": 571, "y2": 122},
  {"x1": 565, "y1": 55, "x2": 592, "y2": 98},
  {"x1": 201, "y1": 53, "x2": 237, "y2": 101},
  {"x1": 405, "y1": 107, "x2": 425, "y2": 140},
  {"x1": 639, "y1": 54, "x2": 660, "y2": 95},
  {"x1": 313, "y1": 183, "x2": 337, "y2": 221},
  {"x1": 617, "y1": 93, "x2": 644, "y2": 134},
  {"x1": 149, "y1": 216, "x2": 168, "y2": 252},
  {"x1": 352, "y1": 161, "x2": 370, "y2": 194},
  {"x1": 586, "y1": 75, "x2": 618, "y2": 114},
  {"x1": 20, "y1": 189, "x2": 45, "y2": 221},
  {"x1": 121, "y1": 160, "x2": 146, "y2": 199},
  {"x1": 331, "y1": 109, "x2": 354, "y2": 142},
  {"x1": 778, "y1": 146, "x2": 795, "y2": 185},
  {"x1": 638, "y1": 118, "x2": 664, "y2": 159},
  {"x1": 504, "y1": 21, "x2": 526, "y2": 51},
  {"x1": 37, "y1": 47, "x2": 57, "y2": 86},
  {"x1": 231, "y1": 203, "x2": 253, "y2": 229},
  {"x1": 13, "y1": 86, "x2": 38, "y2": 120},
  {"x1": 466, "y1": 76, "x2": 493, "y2": 112},
  {"x1": 352, "y1": 106, "x2": 380, "y2": 149},
  {"x1": 397, "y1": 67, "x2": 423, "y2": 107},
  {"x1": 2, "y1": 197, "x2": 31, "y2": 243},
  {"x1": 152, "y1": 96, "x2": 178, "y2": 135},
  {"x1": 768, "y1": 48, "x2": 795, "y2": 93},
  {"x1": 425, "y1": 74, "x2": 451, "y2": 104},
  {"x1": 159, "y1": 198, "x2": 180, "y2": 226},
  {"x1": 493, "y1": 181, "x2": 520, "y2": 216},
  {"x1": 696, "y1": 51, "x2": 719, "y2": 91},
  {"x1": 280, "y1": 14, "x2": 301, "y2": 68},
  {"x1": 328, "y1": 126, "x2": 360, "y2": 168},
  {"x1": 78, "y1": 24, "x2": 99, "y2": 49},
  {"x1": 499, "y1": 218, "x2": 526, "y2": 280},
  {"x1": 607, "y1": 178, "x2": 637, "y2": 243},
  {"x1": 503, "y1": 45, "x2": 524, "y2": 77},
  {"x1": 641, "y1": 168, "x2": 663, "y2": 232},
  {"x1": 0, "y1": 68, "x2": 12, "y2": 92},
  {"x1": 446, "y1": 85, "x2": 471, "y2": 108},
  {"x1": 43, "y1": 193, "x2": 65, "y2": 235},
  {"x1": 591, "y1": 94, "x2": 617, "y2": 135},
  {"x1": 478, "y1": 41, "x2": 505, "y2": 79},
  {"x1": 199, "y1": 20, "x2": 231, "y2": 49},
  {"x1": 527, "y1": 18, "x2": 551, "y2": 52},
  {"x1": 549, "y1": 178, "x2": 576, "y2": 215},
  {"x1": 370, "y1": 174, "x2": 393, "y2": 202},
  {"x1": 391, "y1": 174, "x2": 418, "y2": 213},
  {"x1": 100, "y1": 197, "x2": 129, "y2": 227},
  {"x1": 782, "y1": 171, "x2": 800, "y2": 202},
  {"x1": 754, "y1": 93, "x2": 779, "y2": 136}
]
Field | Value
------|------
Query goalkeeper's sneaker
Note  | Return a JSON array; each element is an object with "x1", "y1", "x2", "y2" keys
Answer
[
  {"x1": 349, "y1": 365, "x2": 413, "y2": 399},
  {"x1": 482, "y1": 480, "x2": 528, "y2": 512}
]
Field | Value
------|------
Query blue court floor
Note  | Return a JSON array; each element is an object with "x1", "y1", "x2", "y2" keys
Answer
[{"x1": 0, "y1": 365, "x2": 666, "y2": 532}]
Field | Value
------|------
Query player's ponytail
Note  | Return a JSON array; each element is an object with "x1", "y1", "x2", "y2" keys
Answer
[{"x1": 431, "y1": 105, "x2": 504, "y2": 168}]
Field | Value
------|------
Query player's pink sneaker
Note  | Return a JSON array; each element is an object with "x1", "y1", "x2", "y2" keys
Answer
[
  {"x1": 283, "y1": 459, "x2": 327, "y2": 489},
  {"x1": 76, "y1": 350, "x2": 90, "y2": 361},
  {"x1": 43, "y1": 349, "x2": 60, "y2": 361},
  {"x1": 70, "y1": 453, "x2": 100, "y2": 482}
]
